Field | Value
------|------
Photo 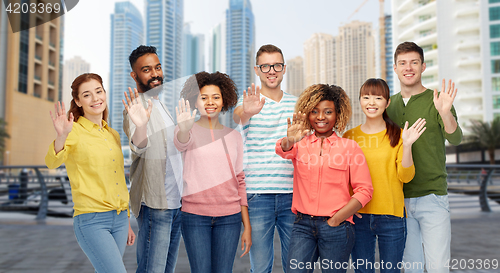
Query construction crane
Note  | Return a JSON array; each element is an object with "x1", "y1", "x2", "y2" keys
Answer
[{"x1": 346, "y1": 0, "x2": 387, "y2": 81}]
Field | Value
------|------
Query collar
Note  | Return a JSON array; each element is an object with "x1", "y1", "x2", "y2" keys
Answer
[
  {"x1": 77, "y1": 116, "x2": 108, "y2": 132},
  {"x1": 308, "y1": 131, "x2": 340, "y2": 144}
]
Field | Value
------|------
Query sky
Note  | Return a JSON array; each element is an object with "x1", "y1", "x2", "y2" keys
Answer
[{"x1": 63, "y1": 0, "x2": 392, "y2": 90}]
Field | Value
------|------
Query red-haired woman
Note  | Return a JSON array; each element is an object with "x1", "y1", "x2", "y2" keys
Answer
[{"x1": 45, "y1": 73, "x2": 144, "y2": 272}]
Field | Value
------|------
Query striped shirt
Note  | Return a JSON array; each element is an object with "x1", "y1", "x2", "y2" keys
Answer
[{"x1": 237, "y1": 91, "x2": 297, "y2": 193}]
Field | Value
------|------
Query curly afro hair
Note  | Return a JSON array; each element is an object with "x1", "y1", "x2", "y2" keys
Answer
[
  {"x1": 295, "y1": 84, "x2": 351, "y2": 133},
  {"x1": 180, "y1": 71, "x2": 239, "y2": 113}
]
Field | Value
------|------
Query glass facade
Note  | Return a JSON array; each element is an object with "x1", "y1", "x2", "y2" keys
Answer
[{"x1": 109, "y1": 1, "x2": 144, "y2": 146}]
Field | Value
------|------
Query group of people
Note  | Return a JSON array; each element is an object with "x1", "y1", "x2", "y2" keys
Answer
[{"x1": 45, "y1": 41, "x2": 462, "y2": 273}]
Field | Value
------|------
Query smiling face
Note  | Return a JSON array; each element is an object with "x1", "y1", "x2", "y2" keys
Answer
[
  {"x1": 309, "y1": 100, "x2": 336, "y2": 138},
  {"x1": 394, "y1": 51, "x2": 426, "y2": 89},
  {"x1": 360, "y1": 94, "x2": 389, "y2": 120},
  {"x1": 254, "y1": 52, "x2": 286, "y2": 90},
  {"x1": 131, "y1": 53, "x2": 163, "y2": 92},
  {"x1": 195, "y1": 85, "x2": 223, "y2": 118},
  {"x1": 75, "y1": 79, "x2": 107, "y2": 119}
]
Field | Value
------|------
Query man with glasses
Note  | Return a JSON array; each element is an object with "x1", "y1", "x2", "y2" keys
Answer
[{"x1": 233, "y1": 44, "x2": 297, "y2": 273}]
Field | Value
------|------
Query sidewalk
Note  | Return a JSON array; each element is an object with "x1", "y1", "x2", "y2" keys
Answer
[{"x1": 0, "y1": 209, "x2": 499, "y2": 272}]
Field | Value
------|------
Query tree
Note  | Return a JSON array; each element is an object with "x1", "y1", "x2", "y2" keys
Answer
[{"x1": 470, "y1": 117, "x2": 500, "y2": 164}]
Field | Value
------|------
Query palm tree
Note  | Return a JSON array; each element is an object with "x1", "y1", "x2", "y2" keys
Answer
[{"x1": 470, "y1": 117, "x2": 500, "y2": 164}]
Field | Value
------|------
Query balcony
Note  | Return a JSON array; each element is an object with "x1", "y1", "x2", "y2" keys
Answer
[
  {"x1": 398, "y1": 1, "x2": 436, "y2": 29},
  {"x1": 457, "y1": 40, "x2": 480, "y2": 50},
  {"x1": 457, "y1": 56, "x2": 481, "y2": 67},
  {"x1": 456, "y1": 23, "x2": 480, "y2": 35},
  {"x1": 415, "y1": 32, "x2": 437, "y2": 47},
  {"x1": 398, "y1": 16, "x2": 437, "y2": 41}
]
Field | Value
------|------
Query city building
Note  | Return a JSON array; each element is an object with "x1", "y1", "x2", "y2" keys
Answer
[
  {"x1": 392, "y1": 0, "x2": 483, "y2": 136},
  {"x1": 286, "y1": 56, "x2": 305, "y2": 97},
  {"x1": 182, "y1": 23, "x2": 205, "y2": 77},
  {"x1": 303, "y1": 33, "x2": 336, "y2": 88},
  {"x1": 337, "y1": 21, "x2": 376, "y2": 129},
  {"x1": 207, "y1": 20, "x2": 226, "y2": 74},
  {"x1": 384, "y1": 14, "x2": 395, "y2": 95},
  {"x1": 62, "y1": 56, "x2": 90, "y2": 116},
  {"x1": 225, "y1": 0, "x2": 255, "y2": 128},
  {"x1": 145, "y1": 0, "x2": 183, "y2": 115},
  {"x1": 0, "y1": 4, "x2": 63, "y2": 165},
  {"x1": 109, "y1": 1, "x2": 143, "y2": 146}
]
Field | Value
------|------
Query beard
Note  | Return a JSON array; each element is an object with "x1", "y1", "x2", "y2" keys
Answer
[{"x1": 136, "y1": 75, "x2": 164, "y2": 92}]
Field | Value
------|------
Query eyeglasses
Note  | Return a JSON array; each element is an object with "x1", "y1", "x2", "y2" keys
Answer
[{"x1": 256, "y1": 63, "x2": 285, "y2": 73}]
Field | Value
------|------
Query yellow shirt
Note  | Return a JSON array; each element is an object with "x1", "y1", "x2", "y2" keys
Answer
[
  {"x1": 343, "y1": 126, "x2": 415, "y2": 217},
  {"x1": 45, "y1": 117, "x2": 129, "y2": 217}
]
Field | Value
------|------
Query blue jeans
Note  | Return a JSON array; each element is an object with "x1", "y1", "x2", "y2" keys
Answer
[
  {"x1": 351, "y1": 214, "x2": 406, "y2": 273},
  {"x1": 247, "y1": 193, "x2": 295, "y2": 273},
  {"x1": 287, "y1": 213, "x2": 355, "y2": 273},
  {"x1": 181, "y1": 211, "x2": 242, "y2": 273},
  {"x1": 135, "y1": 205, "x2": 182, "y2": 273},
  {"x1": 403, "y1": 194, "x2": 450, "y2": 273},
  {"x1": 73, "y1": 210, "x2": 129, "y2": 273}
]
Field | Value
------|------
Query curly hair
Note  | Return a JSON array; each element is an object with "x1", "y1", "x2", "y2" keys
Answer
[
  {"x1": 180, "y1": 71, "x2": 238, "y2": 113},
  {"x1": 295, "y1": 84, "x2": 351, "y2": 133}
]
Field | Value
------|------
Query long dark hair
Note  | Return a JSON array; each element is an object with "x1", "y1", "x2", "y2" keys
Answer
[
  {"x1": 359, "y1": 78, "x2": 400, "y2": 147},
  {"x1": 68, "y1": 73, "x2": 108, "y2": 122}
]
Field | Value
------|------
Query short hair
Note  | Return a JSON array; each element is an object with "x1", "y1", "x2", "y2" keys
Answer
[
  {"x1": 295, "y1": 84, "x2": 351, "y2": 133},
  {"x1": 256, "y1": 44, "x2": 284, "y2": 65},
  {"x1": 68, "y1": 73, "x2": 108, "y2": 122},
  {"x1": 180, "y1": 71, "x2": 239, "y2": 113},
  {"x1": 394, "y1": 41, "x2": 424, "y2": 64},
  {"x1": 129, "y1": 45, "x2": 157, "y2": 69}
]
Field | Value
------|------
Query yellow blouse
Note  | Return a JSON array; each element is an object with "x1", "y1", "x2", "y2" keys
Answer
[
  {"x1": 343, "y1": 126, "x2": 415, "y2": 217},
  {"x1": 45, "y1": 117, "x2": 129, "y2": 217}
]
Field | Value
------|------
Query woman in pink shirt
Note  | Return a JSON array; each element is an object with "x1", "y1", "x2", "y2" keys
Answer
[
  {"x1": 174, "y1": 72, "x2": 251, "y2": 273},
  {"x1": 276, "y1": 84, "x2": 373, "y2": 273}
]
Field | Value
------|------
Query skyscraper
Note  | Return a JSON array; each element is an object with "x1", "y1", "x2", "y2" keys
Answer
[
  {"x1": 62, "y1": 56, "x2": 90, "y2": 113},
  {"x1": 109, "y1": 1, "x2": 143, "y2": 146},
  {"x1": 1, "y1": 2, "x2": 63, "y2": 165},
  {"x1": 145, "y1": 0, "x2": 183, "y2": 115},
  {"x1": 384, "y1": 15, "x2": 394, "y2": 95},
  {"x1": 303, "y1": 33, "x2": 336, "y2": 87},
  {"x1": 182, "y1": 23, "x2": 205, "y2": 77},
  {"x1": 207, "y1": 21, "x2": 227, "y2": 73},
  {"x1": 226, "y1": 0, "x2": 255, "y2": 96},
  {"x1": 337, "y1": 21, "x2": 375, "y2": 129},
  {"x1": 286, "y1": 56, "x2": 305, "y2": 97}
]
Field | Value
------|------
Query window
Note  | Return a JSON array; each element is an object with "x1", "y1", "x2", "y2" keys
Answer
[
  {"x1": 494, "y1": 95, "x2": 500, "y2": 109},
  {"x1": 493, "y1": 77, "x2": 500, "y2": 91},
  {"x1": 491, "y1": 24, "x2": 500, "y2": 38},
  {"x1": 492, "y1": 60, "x2": 500, "y2": 73},
  {"x1": 493, "y1": 42, "x2": 500, "y2": 56},
  {"x1": 490, "y1": 7, "x2": 500, "y2": 21}
]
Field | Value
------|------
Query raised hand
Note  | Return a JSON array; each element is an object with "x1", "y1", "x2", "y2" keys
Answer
[
  {"x1": 176, "y1": 98, "x2": 197, "y2": 132},
  {"x1": 242, "y1": 83, "x2": 265, "y2": 116},
  {"x1": 285, "y1": 112, "x2": 310, "y2": 145},
  {"x1": 433, "y1": 79, "x2": 457, "y2": 115},
  {"x1": 49, "y1": 101, "x2": 73, "y2": 137},
  {"x1": 402, "y1": 118, "x2": 426, "y2": 146},
  {"x1": 122, "y1": 87, "x2": 152, "y2": 128}
]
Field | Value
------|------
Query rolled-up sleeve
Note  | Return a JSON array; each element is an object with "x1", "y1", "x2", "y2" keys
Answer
[{"x1": 275, "y1": 137, "x2": 297, "y2": 160}]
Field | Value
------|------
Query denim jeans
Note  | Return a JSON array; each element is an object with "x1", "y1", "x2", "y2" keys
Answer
[
  {"x1": 181, "y1": 211, "x2": 242, "y2": 273},
  {"x1": 73, "y1": 210, "x2": 129, "y2": 273},
  {"x1": 135, "y1": 205, "x2": 182, "y2": 273},
  {"x1": 351, "y1": 214, "x2": 406, "y2": 273},
  {"x1": 287, "y1": 213, "x2": 355, "y2": 273},
  {"x1": 403, "y1": 194, "x2": 451, "y2": 273},
  {"x1": 247, "y1": 193, "x2": 295, "y2": 273}
]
